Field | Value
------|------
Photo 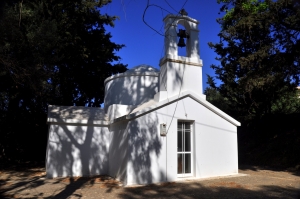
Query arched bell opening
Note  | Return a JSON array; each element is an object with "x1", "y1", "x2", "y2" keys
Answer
[
  {"x1": 177, "y1": 19, "x2": 191, "y2": 58},
  {"x1": 176, "y1": 24, "x2": 188, "y2": 57}
]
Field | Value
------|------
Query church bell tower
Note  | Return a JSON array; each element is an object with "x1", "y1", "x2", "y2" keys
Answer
[{"x1": 155, "y1": 10, "x2": 205, "y2": 101}]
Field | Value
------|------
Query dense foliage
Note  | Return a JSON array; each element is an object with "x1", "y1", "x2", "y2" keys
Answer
[
  {"x1": 207, "y1": 0, "x2": 300, "y2": 122},
  {"x1": 0, "y1": 0, "x2": 127, "y2": 162},
  {"x1": 206, "y1": 0, "x2": 300, "y2": 168}
]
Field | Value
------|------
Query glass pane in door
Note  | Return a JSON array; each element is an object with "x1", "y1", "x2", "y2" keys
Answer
[
  {"x1": 177, "y1": 154, "x2": 183, "y2": 174},
  {"x1": 184, "y1": 154, "x2": 191, "y2": 173},
  {"x1": 177, "y1": 130, "x2": 182, "y2": 152},
  {"x1": 184, "y1": 131, "x2": 191, "y2": 152},
  {"x1": 185, "y1": 122, "x2": 190, "y2": 131},
  {"x1": 178, "y1": 122, "x2": 183, "y2": 130}
]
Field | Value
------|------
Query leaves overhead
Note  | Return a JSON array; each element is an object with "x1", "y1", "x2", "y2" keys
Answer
[
  {"x1": 0, "y1": 0, "x2": 127, "y2": 162},
  {"x1": 208, "y1": 0, "x2": 300, "y2": 121},
  {"x1": 0, "y1": 0, "x2": 127, "y2": 109}
]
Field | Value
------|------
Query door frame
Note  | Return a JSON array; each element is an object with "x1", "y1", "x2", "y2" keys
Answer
[{"x1": 177, "y1": 120, "x2": 194, "y2": 178}]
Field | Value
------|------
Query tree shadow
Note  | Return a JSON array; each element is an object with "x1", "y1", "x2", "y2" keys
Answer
[
  {"x1": 0, "y1": 176, "x2": 44, "y2": 197},
  {"x1": 0, "y1": 173, "x2": 121, "y2": 199},
  {"x1": 238, "y1": 113, "x2": 300, "y2": 175},
  {"x1": 104, "y1": 65, "x2": 159, "y2": 113},
  {"x1": 119, "y1": 181, "x2": 300, "y2": 199},
  {"x1": 108, "y1": 110, "x2": 165, "y2": 186},
  {"x1": 0, "y1": 167, "x2": 46, "y2": 199},
  {"x1": 1, "y1": 166, "x2": 299, "y2": 199},
  {"x1": 43, "y1": 175, "x2": 120, "y2": 199},
  {"x1": 239, "y1": 165, "x2": 300, "y2": 177},
  {"x1": 46, "y1": 106, "x2": 109, "y2": 179},
  {"x1": 126, "y1": 112, "x2": 164, "y2": 185},
  {"x1": 45, "y1": 106, "x2": 111, "y2": 198}
]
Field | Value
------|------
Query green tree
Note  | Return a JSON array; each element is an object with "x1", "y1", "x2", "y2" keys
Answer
[
  {"x1": 204, "y1": 75, "x2": 230, "y2": 113},
  {"x1": 0, "y1": 0, "x2": 127, "y2": 163},
  {"x1": 208, "y1": 0, "x2": 300, "y2": 122}
]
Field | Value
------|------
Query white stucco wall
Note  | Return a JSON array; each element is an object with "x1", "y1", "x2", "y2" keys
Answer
[
  {"x1": 154, "y1": 96, "x2": 238, "y2": 179},
  {"x1": 46, "y1": 95, "x2": 238, "y2": 185},
  {"x1": 126, "y1": 111, "x2": 167, "y2": 185},
  {"x1": 108, "y1": 121, "x2": 129, "y2": 183},
  {"x1": 104, "y1": 65, "x2": 159, "y2": 112},
  {"x1": 107, "y1": 104, "x2": 136, "y2": 122},
  {"x1": 124, "y1": 96, "x2": 238, "y2": 185},
  {"x1": 46, "y1": 124, "x2": 110, "y2": 178},
  {"x1": 159, "y1": 59, "x2": 203, "y2": 97}
]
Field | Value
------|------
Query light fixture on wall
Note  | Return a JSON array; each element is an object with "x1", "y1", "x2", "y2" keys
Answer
[{"x1": 177, "y1": 29, "x2": 189, "y2": 48}]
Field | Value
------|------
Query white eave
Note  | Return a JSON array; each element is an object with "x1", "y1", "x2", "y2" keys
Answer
[
  {"x1": 104, "y1": 64, "x2": 160, "y2": 85},
  {"x1": 125, "y1": 91, "x2": 241, "y2": 127},
  {"x1": 104, "y1": 71, "x2": 159, "y2": 85},
  {"x1": 47, "y1": 105, "x2": 109, "y2": 126},
  {"x1": 47, "y1": 91, "x2": 241, "y2": 127}
]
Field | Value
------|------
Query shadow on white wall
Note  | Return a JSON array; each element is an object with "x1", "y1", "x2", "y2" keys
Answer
[
  {"x1": 127, "y1": 112, "x2": 164, "y2": 184},
  {"x1": 104, "y1": 65, "x2": 159, "y2": 112},
  {"x1": 47, "y1": 107, "x2": 109, "y2": 178}
]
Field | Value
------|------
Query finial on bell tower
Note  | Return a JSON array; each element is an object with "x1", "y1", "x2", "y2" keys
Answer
[
  {"x1": 177, "y1": 9, "x2": 189, "y2": 48},
  {"x1": 179, "y1": 9, "x2": 188, "y2": 16}
]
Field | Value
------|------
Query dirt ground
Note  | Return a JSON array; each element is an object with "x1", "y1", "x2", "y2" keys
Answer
[{"x1": 0, "y1": 165, "x2": 299, "y2": 199}]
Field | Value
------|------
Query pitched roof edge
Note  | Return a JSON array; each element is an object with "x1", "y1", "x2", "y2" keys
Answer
[
  {"x1": 47, "y1": 91, "x2": 241, "y2": 127},
  {"x1": 47, "y1": 118, "x2": 110, "y2": 126},
  {"x1": 126, "y1": 91, "x2": 241, "y2": 126}
]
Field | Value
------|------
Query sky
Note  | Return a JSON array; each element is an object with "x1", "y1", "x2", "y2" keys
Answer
[{"x1": 102, "y1": 0, "x2": 223, "y2": 90}]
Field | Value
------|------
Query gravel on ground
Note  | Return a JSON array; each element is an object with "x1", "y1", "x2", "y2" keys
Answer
[{"x1": 0, "y1": 165, "x2": 300, "y2": 199}]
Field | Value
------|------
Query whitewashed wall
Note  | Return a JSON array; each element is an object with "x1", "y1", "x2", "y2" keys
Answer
[
  {"x1": 46, "y1": 124, "x2": 110, "y2": 178},
  {"x1": 159, "y1": 60, "x2": 203, "y2": 99},
  {"x1": 108, "y1": 121, "x2": 129, "y2": 183},
  {"x1": 104, "y1": 65, "x2": 159, "y2": 112},
  {"x1": 162, "y1": 97, "x2": 238, "y2": 180},
  {"x1": 126, "y1": 111, "x2": 167, "y2": 185},
  {"x1": 124, "y1": 96, "x2": 238, "y2": 185},
  {"x1": 46, "y1": 96, "x2": 238, "y2": 185}
]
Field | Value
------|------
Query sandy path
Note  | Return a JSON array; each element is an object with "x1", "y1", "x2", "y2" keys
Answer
[{"x1": 1, "y1": 165, "x2": 299, "y2": 199}]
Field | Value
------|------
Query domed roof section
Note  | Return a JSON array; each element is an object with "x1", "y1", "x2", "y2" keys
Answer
[
  {"x1": 125, "y1": 64, "x2": 159, "y2": 74},
  {"x1": 104, "y1": 64, "x2": 159, "y2": 85}
]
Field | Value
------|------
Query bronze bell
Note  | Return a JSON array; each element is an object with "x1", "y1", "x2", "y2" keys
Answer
[
  {"x1": 177, "y1": 37, "x2": 186, "y2": 47},
  {"x1": 177, "y1": 29, "x2": 189, "y2": 48}
]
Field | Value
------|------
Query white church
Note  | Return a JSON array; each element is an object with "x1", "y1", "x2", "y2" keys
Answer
[{"x1": 46, "y1": 12, "x2": 241, "y2": 186}]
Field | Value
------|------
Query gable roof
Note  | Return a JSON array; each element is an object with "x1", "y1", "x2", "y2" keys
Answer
[
  {"x1": 47, "y1": 91, "x2": 240, "y2": 127},
  {"x1": 123, "y1": 90, "x2": 241, "y2": 126}
]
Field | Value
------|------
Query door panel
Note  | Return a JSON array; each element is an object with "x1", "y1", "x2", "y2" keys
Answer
[{"x1": 177, "y1": 121, "x2": 193, "y2": 177}]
